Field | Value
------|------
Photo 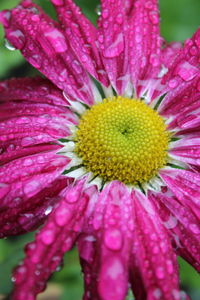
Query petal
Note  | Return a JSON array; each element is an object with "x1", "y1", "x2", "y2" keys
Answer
[
  {"x1": 161, "y1": 28, "x2": 200, "y2": 93},
  {"x1": 160, "y1": 168, "x2": 200, "y2": 218},
  {"x1": 78, "y1": 182, "x2": 132, "y2": 300},
  {"x1": 97, "y1": 0, "x2": 130, "y2": 95},
  {"x1": 161, "y1": 42, "x2": 182, "y2": 69},
  {"x1": 170, "y1": 137, "x2": 200, "y2": 167},
  {"x1": 0, "y1": 77, "x2": 68, "y2": 106},
  {"x1": 159, "y1": 75, "x2": 200, "y2": 122},
  {"x1": 0, "y1": 177, "x2": 69, "y2": 237},
  {"x1": 130, "y1": 190, "x2": 180, "y2": 300},
  {"x1": 51, "y1": 0, "x2": 109, "y2": 86},
  {"x1": 0, "y1": 151, "x2": 69, "y2": 209},
  {"x1": 0, "y1": 2, "x2": 96, "y2": 104},
  {"x1": 149, "y1": 190, "x2": 200, "y2": 272},
  {"x1": 128, "y1": 0, "x2": 162, "y2": 98},
  {"x1": 11, "y1": 178, "x2": 89, "y2": 300}
]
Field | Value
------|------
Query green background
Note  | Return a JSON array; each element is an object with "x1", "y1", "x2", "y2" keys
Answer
[{"x1": 0, "y1": 0, "x2": 199, "y2": 299}]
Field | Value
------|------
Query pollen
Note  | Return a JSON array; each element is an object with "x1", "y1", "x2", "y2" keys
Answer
[{"x1": 75, "y1": 97, "x2": 170, "y2": 185}]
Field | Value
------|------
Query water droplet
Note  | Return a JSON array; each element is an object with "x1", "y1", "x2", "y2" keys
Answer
[
  {"x1": 40, "y1": 229, "x2": 55, "y2": 245},
  {"x1": 4, "y1": 39, "x2": 16, "y2": 51},
  {"x1": 155, "y1": 266, "x2": 165, "y2": 279},
  {"x1": 7, "y1": 29, "x2": 25, "y2": 49},
  {"x1": 103, "y1": 33, "x2": 124, "y2": 58},
  {"x1": 95, "y1": 4, "x2": 101, "y2": 16},
  {"x1": 189, "y1": 223, "x2": 200, "y2": 234},
  {"x1": 44, "y1": 28, "x2": 68, "y2": 53},
  {"x1": 44, "y1": 206, "x2": 53, "y2": 216},
  {"x1": 55, "y1": 205, "x2": 72, "y2": 226},
  {"x1": 23, "y1": 180, "x2": 41, "y2": 197},
  {"x1": 149, "y1": 12, "x2": 159, "y2": 25},
  {"x1": 153, "y1": 288, "x2": 162, "y2": 299},
  {"x1": 65, "y1": 188, "x2": 80, "y2": 203},
  {"x1": 23, "y1": 158, "x2": 33, "y2": 166},
  {"x1": 163, "y1": 215, "x2": 178, "y2": 229},
  {"x1": 104, "y1": 228, "x2": 123, "y2": 250},
  {"x1": 168, "y1": 79, "x2": 178, "y2": 89}
]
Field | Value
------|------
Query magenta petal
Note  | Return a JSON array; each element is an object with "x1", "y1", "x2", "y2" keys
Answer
[
  {"x1": 161, "y1": 28, "x2": 200, "y2": 91},
  {"x1": 0, "y1": 77, "x2": 68, "y2": 106},
  {"x1": 159, "y1": 75, "x2": 200, "y2": 125},
  {"x1": 0, "y1": 151, "x2": 69, "y2": 209},
  {"x1": 160, "y1": 169, "x2": 200, "y2": 218},
  {"x1": 130, "y1": 190, "x2": 180, "y2": 300},
  {"x1": 0, "y1": 3, "x2": 95, "y2": 104},
  {"x1": 78, "y1": 182, "x2": 131, "y2": 300},
  {"x1": 98, "y1": 0, "x2": 130, "y2": 94},
  {"x1": 11, "y1": 178, "x2": 89, "y2": 300},
  {"x1": 170, "y1": 137, "x2": 200, "y2": 166},
  {"x1": 128, "y1": 0, "x2": 162, "y2": 97},
  {"x1": 51, "y1": 0, "x2": 109, "y2": 87},
  {"x1": 0, "y1": 177, "x2": 69, "y2": 237},
  {"x1": 149, "y1": 191, "x2": 200, "y2": 272}
]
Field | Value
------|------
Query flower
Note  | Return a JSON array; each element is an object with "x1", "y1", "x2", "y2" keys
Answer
[{"x1": 0, "y1": 0, "x2": 200, "y2": 299}]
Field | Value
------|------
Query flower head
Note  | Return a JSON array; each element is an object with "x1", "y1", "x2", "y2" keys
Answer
[{"x1": 0, "y1": 0, "x2": 200, "y2": 299}]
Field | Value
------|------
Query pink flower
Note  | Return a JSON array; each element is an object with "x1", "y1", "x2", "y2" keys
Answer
[{"x1": 0, "y1": 0, "x2": 200, "y2": 299}]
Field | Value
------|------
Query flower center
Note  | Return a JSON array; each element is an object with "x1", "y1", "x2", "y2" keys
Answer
[{"x1": 75, "y1": 97, "x2": 170, "y2": 185}]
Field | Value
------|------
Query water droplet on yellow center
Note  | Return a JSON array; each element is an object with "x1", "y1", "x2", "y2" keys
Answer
[{"x1": 75, "y1": 97, "x2": 170, "y2": 185}]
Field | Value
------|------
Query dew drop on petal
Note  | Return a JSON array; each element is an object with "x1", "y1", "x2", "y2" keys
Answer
[
  {"x1": 65, "y1": 188, "x2": 80, "y2": 203},
  {"x1": 44, "y1": 206, "x2": 53, "y2": 216},
  {"x1": 4, "y1": 38, "x2": 16, "y2": 51},
  {"x1": 155, "y1": 266, "x2": 165, "y2": 279},
  {"x1": 40, "y1": 229, "x2": 55, "y2": 245},
  {"x1": 95, "y1": 4, "x2": 101, "y2": 16},
  {"x1": 189, "y1": 223, "x2": 200, "y2": 234},
  {"x1": 104, "y1": 228, "x2": 123, "y2": 250},
  {"x1": 168, "y1": 79, "x2": 178, "y2": 89}
]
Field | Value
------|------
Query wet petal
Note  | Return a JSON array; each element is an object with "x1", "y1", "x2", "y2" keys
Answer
[
  {"x1": 0, "y1": 2, "x2": 96, "y2": 104},
  {"x1": 149, "y1": 190, "x2": 200, "y2": 272},
  {"x1": 160, "y1": 169, "x2": 200, "y2": 218},
  {"x1": 98, "y1": 0, "x2": 130, "y2": 95},
  {"x1": 78, "y1": 182, "x2": 132, "y2": 300},
  {"x1": 51, "y1": 0, "x2": 109, "y2": 86},
  {"x1": 0, "y1": 77, "x2": 68, "y2": 106},
  {"x1": 0, "y1": 151, "x2": 69, "y2": 209},
  {"x1": 170, "y1": 137, "x2": 200, "y2": 167},
  {"x1": 128, "y1": 0, "x2": 162, "y2": 98},
  {"x1": 130, "y1": 190, "x2": 180, "y2": 300},
  {"x1": 0, "y1": 177, "x2": 69, "y2": 237},
  {"x1": 161, "y1": 28, "x2": 200, "y2": 93},
  {"x1": 11, "y1": 178, "x2": 89, "y2": 300}
]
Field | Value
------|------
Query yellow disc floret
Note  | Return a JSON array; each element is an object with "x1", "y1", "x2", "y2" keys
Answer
[{"x1": 75, "y1": 96, "x2": 170, "y2": 185}]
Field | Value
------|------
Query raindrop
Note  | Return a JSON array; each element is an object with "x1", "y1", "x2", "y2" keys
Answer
[
  {"x1": 104, "y1": 228, "x2": 123, "y2": 250},
  {"x1": 4, "y1": 39, "x2": 16, "y2": 51},
  {"x1": 44, "y1": 206, "x2": 53, "y2": 216},
  {"x1": 95, "y1": 4, "x2": 101, "y2": 16}
]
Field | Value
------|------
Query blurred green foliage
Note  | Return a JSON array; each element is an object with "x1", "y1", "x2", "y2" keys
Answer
[{"x1": 0, "y1": 0, "x2": 200, "y2": 299}]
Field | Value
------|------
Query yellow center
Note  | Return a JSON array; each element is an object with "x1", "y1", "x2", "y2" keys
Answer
[{"x1": 75, "y1": 97, "x2": 170, "y2": 185}]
